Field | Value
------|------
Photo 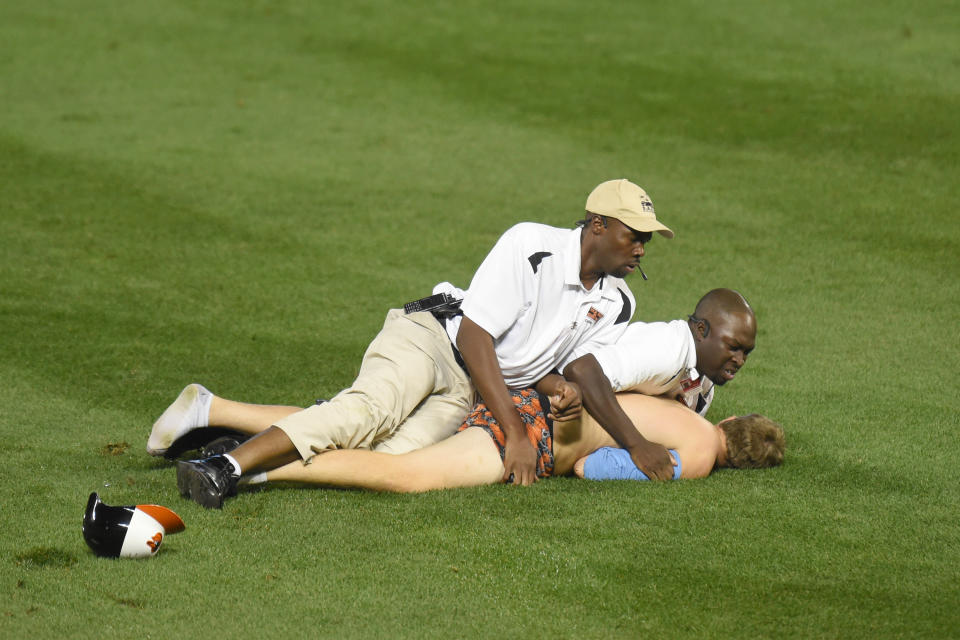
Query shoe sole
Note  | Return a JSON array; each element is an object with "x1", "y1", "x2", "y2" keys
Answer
[{"x1": 176, "y1": 461, "x2": 225, "y2": 509}]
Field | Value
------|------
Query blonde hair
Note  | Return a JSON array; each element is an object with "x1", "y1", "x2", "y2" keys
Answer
[{"x1": 720, "y1": 414, "x2": 785, "y2": 469}]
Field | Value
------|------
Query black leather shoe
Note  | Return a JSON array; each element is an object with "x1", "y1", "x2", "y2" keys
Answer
[
  {"x1": 201, "y1": 434, "x2": 250, "y2": 457},
  {"x1": 162, "y1": 427, "x2": 250, "y2": 461},
  {"x1": 176, "y1": 456, "x2": 239, "y2": 509}
]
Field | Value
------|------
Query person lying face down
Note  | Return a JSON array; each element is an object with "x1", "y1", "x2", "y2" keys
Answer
[{"x1": 254, "y1": 387, "x2": 785, "y2": 493}]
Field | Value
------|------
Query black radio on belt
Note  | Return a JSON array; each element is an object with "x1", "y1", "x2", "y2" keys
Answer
[{"x1": 403, "y1": 293, "x2": 463, "y2": 319}]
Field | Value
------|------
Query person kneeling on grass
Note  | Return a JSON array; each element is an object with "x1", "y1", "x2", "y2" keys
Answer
[{"x1": 244, "y1": 380, "x2": 784, "y2": 492}]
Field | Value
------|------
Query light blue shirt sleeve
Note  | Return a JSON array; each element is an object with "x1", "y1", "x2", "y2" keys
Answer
[{"x1": 582, "y1": 447, "x2": 682, "y2": 481}]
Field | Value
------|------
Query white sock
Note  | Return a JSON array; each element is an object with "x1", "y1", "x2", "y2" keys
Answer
[
  {"x1": 196, "y1": 386, "x2": 212, "y2": 426},
  {"x1": 147, "y1": 383, "x2": 214, "y2": 456},
  {"x1": 240, "y1": 471, "x2": 268, "y2": 485},
  {"x1": 222, "y1": 453, "x2": 242, "y2": 477}
]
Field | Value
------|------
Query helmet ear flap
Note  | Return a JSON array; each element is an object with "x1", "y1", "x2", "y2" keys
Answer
[
  {"x1": 82, "y1": 492, "x2": 185, "y2": 558},
  {"x1": 83, "y1": 492, "x2": 135, "y2": 557}
]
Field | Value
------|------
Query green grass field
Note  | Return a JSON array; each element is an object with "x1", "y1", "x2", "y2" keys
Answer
[{"x1": 2, "y1": 0, "x2": 958, "y2": 637}]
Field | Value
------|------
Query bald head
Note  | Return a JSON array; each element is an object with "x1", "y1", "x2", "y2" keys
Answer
[
  {"x1": 689, "y1": 289, "x2": 757, "y2": 386},
  {"x1": 693, "y1": 288, "x2": 754, "y2": 322}
]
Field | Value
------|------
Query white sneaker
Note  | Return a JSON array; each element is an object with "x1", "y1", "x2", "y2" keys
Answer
[{"x1": 147, "y1": 384, "x2": 212, "y2": 456}]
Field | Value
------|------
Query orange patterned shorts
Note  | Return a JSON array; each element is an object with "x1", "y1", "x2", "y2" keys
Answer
[{"x1": 457, "y1": 388, "x2": 554, "y2": 481}]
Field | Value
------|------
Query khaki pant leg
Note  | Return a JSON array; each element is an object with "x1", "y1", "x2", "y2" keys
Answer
[
  {"x1": 274, "y1": 310, "x2": 466, "y2": 460},
  {"x1": 371, "y1": 386, "x2": 474, "y2": 454},
  {"x1": 372, "y1": 314, "x2": 474, "y2": 454}
]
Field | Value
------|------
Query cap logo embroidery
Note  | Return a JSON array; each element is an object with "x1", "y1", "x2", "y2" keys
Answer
[{"x1": 641, "y1": 198, "x2": 654, "y2": 213}]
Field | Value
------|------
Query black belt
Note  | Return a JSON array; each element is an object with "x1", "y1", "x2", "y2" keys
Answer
[
  {"x1": 450, "y1": 343, "x2": 468, "y2": 372},
  {"x1": 436, "y1": 313, "x2": 469, "y2": 374}
]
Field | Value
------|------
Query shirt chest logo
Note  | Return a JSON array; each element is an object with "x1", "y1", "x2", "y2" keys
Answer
[
  {"x1": 679, "y1": 375, "x2": 701, "y2": 393},
  {"x1": 586, "y1": 307, "x2": 604, "y2": 322},
  {"x1": 677, "y1": 372, "x2": 703, "y2": 410}
]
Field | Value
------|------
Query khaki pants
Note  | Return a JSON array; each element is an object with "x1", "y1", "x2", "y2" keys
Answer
[{"x1": 275, "y1": 310, "x2": 475, "y2": 460}]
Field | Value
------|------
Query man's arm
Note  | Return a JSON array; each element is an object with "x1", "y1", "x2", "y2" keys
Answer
[
  {"x1": 562, "y1": 354, "x2": 675, "y2": 480},
  {"x1": 456, "y1": 316, "x2": 538, "y2": 485}
]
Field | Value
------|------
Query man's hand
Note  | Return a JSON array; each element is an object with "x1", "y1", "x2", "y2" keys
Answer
[
  {"x1": 503, "y1": 438, "x2": 538, "y2": 486},
  {"x1": 547, "y1": 380, "x2": 582, "y2": 422},
  {"x1": 627, "y1": 441, "x2": 674, "y2": 481}
]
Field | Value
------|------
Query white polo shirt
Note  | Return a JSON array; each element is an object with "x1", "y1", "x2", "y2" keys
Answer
[
  {"x1": 581, "y1": 319, "x2": 715, "y2": 416},
  {"x1": 440, "y1": 223, "x2": 636, "y2": 389}
]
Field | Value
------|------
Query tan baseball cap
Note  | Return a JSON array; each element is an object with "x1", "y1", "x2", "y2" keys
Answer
[{"x1": 585, "y1": 179, "x2": 674, "y2": 239}]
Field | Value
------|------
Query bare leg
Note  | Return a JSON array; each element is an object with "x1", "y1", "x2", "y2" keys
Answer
[
  {"x1": 264, "y1": 427, "x2": 504, "y2": 493},
  {"x1": 208, "y1": 396, "x2": 303, "y2": 434},
  {"x1": 149, "y1": 384, "x2": 305, "y2": 456}
]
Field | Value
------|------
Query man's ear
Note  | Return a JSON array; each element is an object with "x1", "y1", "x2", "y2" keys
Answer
[
  {"x1": 693, "y1": 318, "x2": 710, "y2": 339},
  {"x1": 588, "y1": 214, "x2": 606, "y2": 234}
]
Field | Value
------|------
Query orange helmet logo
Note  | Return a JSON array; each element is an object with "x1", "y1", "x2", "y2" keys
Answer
[{"x1": 146, "y1": 532, "x2": 163, "y2": 553}]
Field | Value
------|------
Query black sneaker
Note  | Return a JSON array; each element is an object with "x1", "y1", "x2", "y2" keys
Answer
[
  {"x1": 176, "y1": 456, "x2": 239, "y2": 509},
  {"x1": 162, "y1": 427, "x2": 250, "y2": 461},
  {"x1": 201, "y1": 434, "x2": 250, "y2": 457}
]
